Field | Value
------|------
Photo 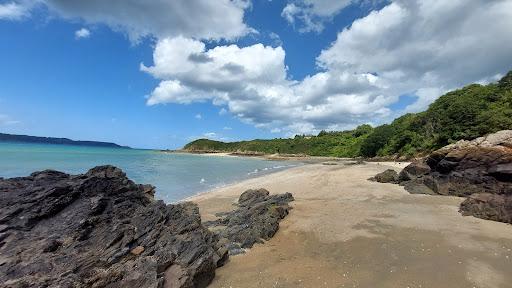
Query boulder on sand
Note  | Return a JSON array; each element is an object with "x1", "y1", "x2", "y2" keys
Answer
[
  {"x1": 205, "y1": 188, "x2": 294, "y2": 255},
  {"x1": 368, "y1": 169, "x2": 399, "y2": 183},
  {"x1": 460, "y1": 193, "x2": 512, "y2": 223},
  {"x1": 396, "y1": 130, "x2": 512, "y2": 223}
]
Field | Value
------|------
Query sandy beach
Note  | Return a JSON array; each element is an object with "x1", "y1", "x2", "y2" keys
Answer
[
  {"x1": 168, "y1": 150, "x2": 352, "y2": 162},
  {"x1": 189, "y1": 162, "x2": 512, "y2": 288}
]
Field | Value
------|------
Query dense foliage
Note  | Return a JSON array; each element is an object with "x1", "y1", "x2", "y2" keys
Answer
[
  {"x1": 184, "y1": 125, "x2": 372, "y2": 157},
  {"x1": 184, "y1": 72, "x2": 512, "y2": 158}
]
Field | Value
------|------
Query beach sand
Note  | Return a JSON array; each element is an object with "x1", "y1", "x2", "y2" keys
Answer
[{"x1": 189, "y1": 162, "x2": 512, "y2": 288}]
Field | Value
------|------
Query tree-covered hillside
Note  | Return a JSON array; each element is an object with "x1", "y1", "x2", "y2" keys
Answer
[
  {"x1": 184, "y1": 71, "x2": 512, "y2": 158},
  {"x1": 185, "y1": 124, "x2": 373, "y2": 157}
]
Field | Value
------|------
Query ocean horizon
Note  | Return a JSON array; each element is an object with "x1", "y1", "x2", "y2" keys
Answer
[{"x1": 0, "y1": 142, "x2": 298, "y2": 203}]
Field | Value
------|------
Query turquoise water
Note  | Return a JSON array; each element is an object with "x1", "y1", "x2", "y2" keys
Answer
[{"x1": 0, "y1": 142, "x2": 298, "y2": 202}]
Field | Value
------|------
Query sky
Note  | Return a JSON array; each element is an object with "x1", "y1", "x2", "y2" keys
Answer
[{"x1": 0, "y1": 0, "x2": 511, "y2": 149}]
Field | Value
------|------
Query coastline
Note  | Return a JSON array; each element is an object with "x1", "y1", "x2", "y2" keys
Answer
[
  {"x1": 188, "y1": 162, "x2": 512, "y2": 288},
  {"x1": 178, "y1": 161, "x2": 304, "y2": 204},
  {"x1": 164, "y1": 150, "x2": 239, "y2": 158},
  {"x1": 163, "y1": 149, "x2": 367, "y2": 162},
  {"x1": 179, "y1": 159, "x2": 380, "y2": 205}
]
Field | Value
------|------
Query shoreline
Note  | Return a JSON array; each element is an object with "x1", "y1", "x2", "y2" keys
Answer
[
  {"x1": 178, "y1": 162, "x2": 305, "y2": 204},
  {"x1": 162, "y1": 149, "x2": 385, "y2": 163},
  {"x1": 162, "y1": 149, "x2": 418, "y2": 163},
  {"x1": 187, "y1": 161, "x2": 408, "y2": 220},
  {"x1": 188, "y1": 162, "x2": 512, "y2": 287},
  {"x1": 178, "y1": 159, "x2": 397, "y2": 205}
]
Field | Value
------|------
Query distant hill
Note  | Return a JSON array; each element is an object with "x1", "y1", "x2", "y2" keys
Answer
[
  {"x1": 0, "y1": 133, "x2": 130, "y2": 149},
  {"x1": 184, "y1": 70, "x2": 512, "y2": 158}
]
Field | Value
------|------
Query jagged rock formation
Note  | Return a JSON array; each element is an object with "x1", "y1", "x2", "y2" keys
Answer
[
  {"x1": 0, "y1": 166, "x2": 227, "y2": 288},
  {"x1": 205, "y1": 188, "x2": 294, "y2": 255},
  {"x1": 0, "y1": 167, "x2": 295, "y2": 287},
  {"x1": 397, "y1": 130, "x2": 512, "y2": 223}
]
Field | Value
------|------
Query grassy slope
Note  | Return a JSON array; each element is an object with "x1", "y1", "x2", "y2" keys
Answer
[{"x1": 184, "y1": 71, "x2": 512, "y2": 158}]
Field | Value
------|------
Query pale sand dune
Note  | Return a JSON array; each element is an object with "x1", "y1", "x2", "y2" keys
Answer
[{"x1": 189, "y1": 162, "x2": 512, "y2": 288}]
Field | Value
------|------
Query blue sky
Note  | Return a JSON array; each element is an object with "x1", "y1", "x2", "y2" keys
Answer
[{"x1": 1, "y1": 0, "x2": 511, "y2": 149}]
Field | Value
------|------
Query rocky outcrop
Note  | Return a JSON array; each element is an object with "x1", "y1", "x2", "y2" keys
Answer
[
  {"x1": 369, "y1": 169, "x2": 399, "y2": 183},
  {"x1": 397, "y1": 130, "x2": 512, "y2": 223},
  {"x1": 0, "y1": 166, "x2": 227, "y2": 288},
  {"x1": 460, "y1": 193, "x2": 512, "y2": 223},
  {"x1": 205, "y1": 188, "x2": 294, "y2": 255}
]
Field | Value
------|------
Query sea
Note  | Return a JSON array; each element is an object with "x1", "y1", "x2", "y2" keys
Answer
[{"x1": 0, "y1": 142, "x2": 299, "y2": 203}]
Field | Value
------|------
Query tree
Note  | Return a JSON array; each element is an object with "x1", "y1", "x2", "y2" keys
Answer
[{"x1": 360, "y1": 125, "x2": 394, "y2": 157}]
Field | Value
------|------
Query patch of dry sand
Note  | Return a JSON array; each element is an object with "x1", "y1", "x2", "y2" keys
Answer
[{"x1": 189, "y1": 162, "x2": 512, "y2": 288}]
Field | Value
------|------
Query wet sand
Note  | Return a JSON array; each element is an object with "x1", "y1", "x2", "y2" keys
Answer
[{"x1": 189, "y1": 162, "x2": 512, "y2": 288}]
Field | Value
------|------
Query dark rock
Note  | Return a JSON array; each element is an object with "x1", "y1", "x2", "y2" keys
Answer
[
  {"x1": 397, "y1": 130, "x2": 512, "y2": 223},
  {"x1": 460, "y1": 193, "x2": 512, "y2": 223},
  {"x1": 344, "y1": 159, "x2": 366, "y2": 166},
  {"x1": 488, "y1": 163, "x2": 512, "y2": 182},
  {"x1": 401, "y1": 180, "x2": 438, "y2": 195},
  {"x1": 0, "y1": 165, "x2": 225, "y2": 288},
  {"x1": 369, "y1": 169, "x2": 399, "y2": 183},
  {"x1": 205, "y1": 188, "x2": 294, "y2": 255},
  {"x1": 238, "y1": 188, "x2": 269, "y2": 207},
  {"x1": 398, "y1": 161, "x2": 431, "y2": 181}
]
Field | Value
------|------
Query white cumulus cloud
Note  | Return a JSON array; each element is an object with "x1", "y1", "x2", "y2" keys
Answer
[
  {"x1": 2, "y1": 0, "x2": 252, "y2": 41},
  {"x1": 0, "y1": 1, "x2": 30, "y2": 20},
  {"x1": 281, "y1": 0, "x2": 365, "y2": 32},
  {"x1": 144, "y1": 0, "x2": 512, "y2": 136},
  {"x1": 317, "y1": 0, "x2": 512, "y2": 112},
  {"x1": 74, "y1": 27, "x2": 90, "y2": 39},
  {"x1": 142, "y1": 36, "x2": 391, "y2": 135}
]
